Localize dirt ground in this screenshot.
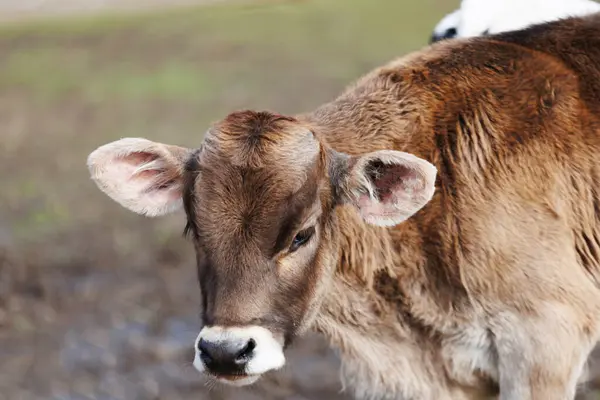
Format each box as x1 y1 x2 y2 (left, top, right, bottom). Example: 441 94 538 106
1 0 600 399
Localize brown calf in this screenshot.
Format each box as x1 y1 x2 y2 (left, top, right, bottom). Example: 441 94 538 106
87 12 600 400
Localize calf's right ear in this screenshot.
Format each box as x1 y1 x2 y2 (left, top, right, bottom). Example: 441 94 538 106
87 138 193 217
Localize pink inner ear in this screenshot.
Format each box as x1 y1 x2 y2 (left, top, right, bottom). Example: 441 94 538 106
133 170 161 180
356 160 428 223
367 162 420 204
353 153 435 225
357 193 390 215
120 152 166 182
125 152 157 165
105 151 178 197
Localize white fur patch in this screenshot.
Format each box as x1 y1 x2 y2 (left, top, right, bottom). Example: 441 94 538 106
193 325 285 383
433 0 600 40
441 323 498 387
217 375 261 387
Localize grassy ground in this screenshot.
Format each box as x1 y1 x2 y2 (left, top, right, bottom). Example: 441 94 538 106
2 0 598 399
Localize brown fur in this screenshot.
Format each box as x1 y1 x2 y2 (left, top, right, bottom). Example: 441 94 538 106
301 13 600 399
88 12 600 400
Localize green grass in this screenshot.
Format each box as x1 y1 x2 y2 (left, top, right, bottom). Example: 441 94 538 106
0 0 455 104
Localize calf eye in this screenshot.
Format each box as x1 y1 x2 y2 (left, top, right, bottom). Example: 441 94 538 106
290 227 315 252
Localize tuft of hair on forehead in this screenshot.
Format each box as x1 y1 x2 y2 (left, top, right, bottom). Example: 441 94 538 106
201 110 321 174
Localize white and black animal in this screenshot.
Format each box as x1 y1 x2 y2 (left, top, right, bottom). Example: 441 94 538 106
430 0 600 43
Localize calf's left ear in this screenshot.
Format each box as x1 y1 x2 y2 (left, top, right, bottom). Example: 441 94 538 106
334 150 437 227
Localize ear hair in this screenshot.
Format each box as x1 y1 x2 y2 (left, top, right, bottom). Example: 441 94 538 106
327 148 353 204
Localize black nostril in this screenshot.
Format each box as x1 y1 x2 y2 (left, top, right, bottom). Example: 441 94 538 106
197 338 207 354
234 339 256 363
197 338 214 365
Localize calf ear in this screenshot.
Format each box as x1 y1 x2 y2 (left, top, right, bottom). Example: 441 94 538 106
87 138 193 217
336 150 437 227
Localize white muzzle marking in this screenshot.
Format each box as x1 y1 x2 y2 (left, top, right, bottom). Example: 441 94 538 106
193 325 285 386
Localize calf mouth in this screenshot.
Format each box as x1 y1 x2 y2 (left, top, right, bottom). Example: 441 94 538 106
208 372 261 386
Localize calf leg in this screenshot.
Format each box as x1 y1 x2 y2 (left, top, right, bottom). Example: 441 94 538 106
491 304 597 400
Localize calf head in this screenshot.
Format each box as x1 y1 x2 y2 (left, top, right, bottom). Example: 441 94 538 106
87 110 437 386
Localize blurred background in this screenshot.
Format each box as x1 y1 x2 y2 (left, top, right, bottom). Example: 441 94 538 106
2 0 600 399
